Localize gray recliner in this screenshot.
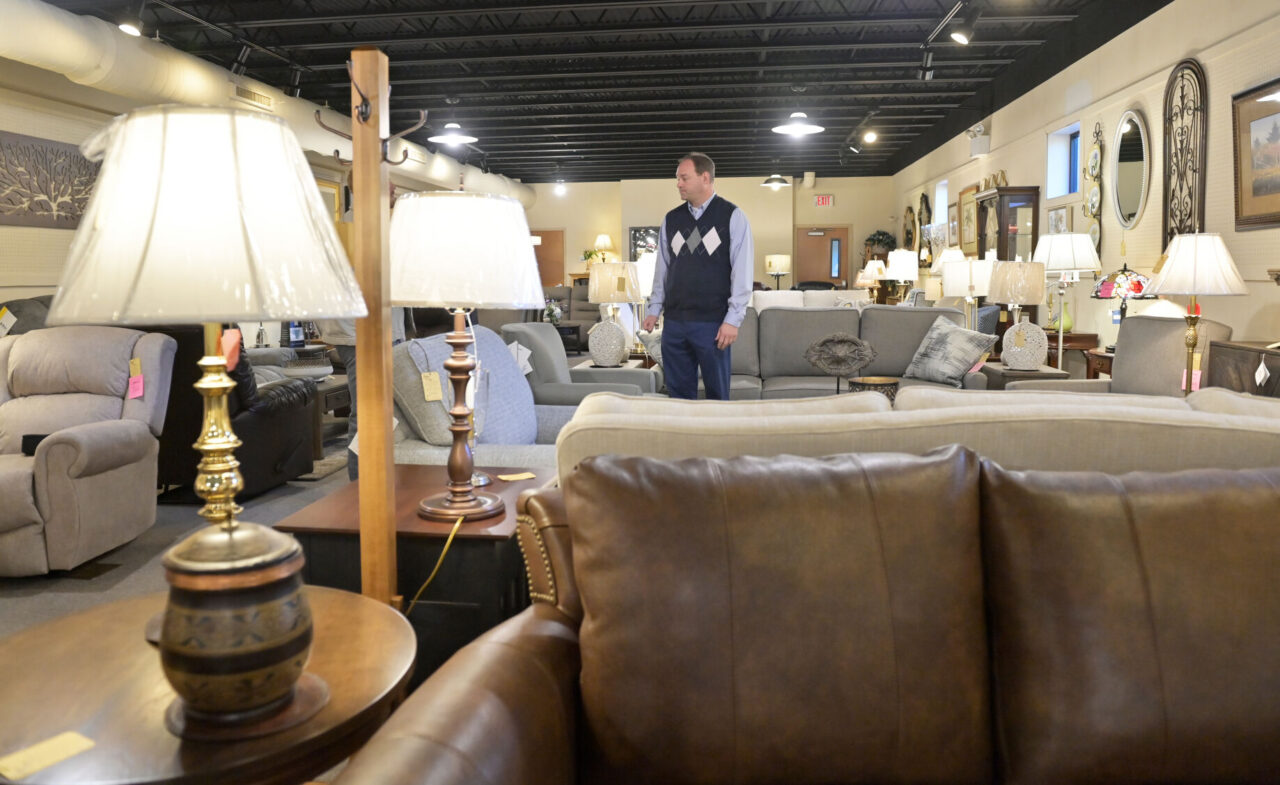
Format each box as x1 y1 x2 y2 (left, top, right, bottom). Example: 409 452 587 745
1008 315 1232 396
0 326 177 576
502 322 658 405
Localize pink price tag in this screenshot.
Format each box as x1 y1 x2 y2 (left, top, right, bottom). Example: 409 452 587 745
1181 369 1201 392
128 374 145 399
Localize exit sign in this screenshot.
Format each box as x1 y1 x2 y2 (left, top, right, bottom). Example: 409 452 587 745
813 194 834 207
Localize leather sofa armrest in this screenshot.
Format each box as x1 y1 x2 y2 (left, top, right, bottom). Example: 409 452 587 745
250 377 315 414
1006 379 1114 393
533 381 641 406
35 419 154 479
570 366 657 393
333 605 580 785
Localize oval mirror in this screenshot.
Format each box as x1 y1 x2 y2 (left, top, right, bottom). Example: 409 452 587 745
1111 109 1149 229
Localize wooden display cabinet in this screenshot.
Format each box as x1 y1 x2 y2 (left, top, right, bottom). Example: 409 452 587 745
976 186 1039 263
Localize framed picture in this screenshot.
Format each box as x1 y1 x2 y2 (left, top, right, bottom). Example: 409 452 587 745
947 202 958 246
958 184 979 256
1047 205 1072 234
903 205 916 250
1232 75 1280 229
628 226 659 260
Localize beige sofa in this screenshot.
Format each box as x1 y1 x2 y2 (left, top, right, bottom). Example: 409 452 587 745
556 386 1280 479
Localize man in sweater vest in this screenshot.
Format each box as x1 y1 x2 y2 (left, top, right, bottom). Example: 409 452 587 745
642 152 754 399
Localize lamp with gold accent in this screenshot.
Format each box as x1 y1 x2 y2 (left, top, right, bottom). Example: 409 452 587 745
1146 233 1247 395
587 260 642 367
855 258 888 301
885 248 919 301
1032 233 1101 368
593 233 615 263
46 105 367 740
987 261 1047 369
941 255 993 330
765 254 792 289
390 191 544 520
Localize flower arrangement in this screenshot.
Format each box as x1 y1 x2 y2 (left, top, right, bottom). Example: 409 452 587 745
544 298 563 326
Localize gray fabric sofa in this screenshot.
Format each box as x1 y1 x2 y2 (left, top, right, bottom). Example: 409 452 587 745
0 326 177 576
719 304 987 399
501 322 658 405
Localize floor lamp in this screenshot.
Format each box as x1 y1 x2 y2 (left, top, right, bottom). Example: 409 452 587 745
1032 234 1100 368
941 255 993 330
389 191 544 521
1146 233 1248 395
765 254 791 289
46 105 368 738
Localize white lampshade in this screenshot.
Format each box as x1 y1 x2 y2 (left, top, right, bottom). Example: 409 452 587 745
588 261 641 304
48 105 366 325
941 257 993 297
390 191 543 308
594 233 615 252
987 261 1047 305
1032 233 1100 276
932 247 965 276
885 249 919 282
635 251 657 297
861 259 888 281
765 254 792 274
1148 233 1248 296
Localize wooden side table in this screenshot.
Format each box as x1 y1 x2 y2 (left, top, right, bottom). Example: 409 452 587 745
1045 332 1099 369
847 376 899 402
981 362 1070 390
0 587 414 785
311 375 350 459
1085 348 1115 379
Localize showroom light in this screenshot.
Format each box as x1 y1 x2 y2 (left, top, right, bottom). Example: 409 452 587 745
950 10 980 45
118 0 146 36
761 173 791 190
553 180 567 196
863 130 878 143
917 48 935 81
427 122 478 146
771 112 825 136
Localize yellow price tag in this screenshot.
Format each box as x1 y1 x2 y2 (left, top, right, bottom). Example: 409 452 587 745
0 731 95 780
497 472 537 481
421 372 443 402
998 311 1008 323
1014 330 1026 348
129 357 142 377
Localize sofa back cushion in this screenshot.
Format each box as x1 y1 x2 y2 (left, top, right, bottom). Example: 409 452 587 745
758 307 860 378
895 386 1193 411
731 307 759 376
566 446 992 785
982 461 1280 784
1111 315 1231 396
858 305 963 377
1187 386 1280 418
568 282 596 321
749 289 804 311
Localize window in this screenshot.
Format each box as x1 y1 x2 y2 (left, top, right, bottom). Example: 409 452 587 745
934 180 949 219
1046 122 1082 199
830 238 841 278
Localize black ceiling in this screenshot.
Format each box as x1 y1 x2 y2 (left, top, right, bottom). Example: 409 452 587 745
48 0 1172 182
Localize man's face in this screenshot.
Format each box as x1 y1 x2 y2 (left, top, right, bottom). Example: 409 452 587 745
676 159 711 204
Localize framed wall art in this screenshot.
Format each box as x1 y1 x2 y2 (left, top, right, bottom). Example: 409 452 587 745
947 202 958 246
1232 74 1280 229
1048 205 1072 234
0 130 100 229
958 184 979 256
629 225 659 260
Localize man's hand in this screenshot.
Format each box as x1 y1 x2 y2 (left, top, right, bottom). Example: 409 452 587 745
642 315 659 332
715 322 738 350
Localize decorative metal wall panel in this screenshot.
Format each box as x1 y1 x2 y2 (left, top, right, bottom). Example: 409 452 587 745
1163 58 1208 246
0 130 99 229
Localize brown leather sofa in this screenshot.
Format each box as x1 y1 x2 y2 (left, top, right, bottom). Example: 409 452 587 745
334 446 1280 785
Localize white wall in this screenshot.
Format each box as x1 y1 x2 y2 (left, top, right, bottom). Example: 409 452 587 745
893 0 1280 344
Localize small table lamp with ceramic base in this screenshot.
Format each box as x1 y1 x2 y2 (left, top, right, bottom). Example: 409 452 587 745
46 105 368 741
1146 233 1248 395
587 261 642 367
390 191 545 521
885 249 919 301
987 261 1048 369
1033 233 1101 368
765 254 791 289
941 255 993 330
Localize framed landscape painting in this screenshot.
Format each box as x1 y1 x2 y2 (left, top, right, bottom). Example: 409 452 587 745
947 202 958 246
958 184 979 256
1233 75 1280 229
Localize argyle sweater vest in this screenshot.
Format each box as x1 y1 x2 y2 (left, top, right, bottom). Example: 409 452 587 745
662 196 736 323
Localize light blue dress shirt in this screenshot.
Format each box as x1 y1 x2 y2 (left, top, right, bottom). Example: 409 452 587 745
647 193 754 328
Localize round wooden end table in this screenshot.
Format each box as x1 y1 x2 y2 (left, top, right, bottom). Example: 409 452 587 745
846 375 900 402
0 586 415 785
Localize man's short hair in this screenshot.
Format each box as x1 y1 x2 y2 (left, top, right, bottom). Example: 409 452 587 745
679 152 715 180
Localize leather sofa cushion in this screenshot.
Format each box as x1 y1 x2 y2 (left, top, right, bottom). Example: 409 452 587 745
565 445 991 784
758 307 860 378
981 461 1280 784
859 305 963 377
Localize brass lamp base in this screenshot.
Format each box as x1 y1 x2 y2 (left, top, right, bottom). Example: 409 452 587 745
1182 296 1201 397
418 489 505 522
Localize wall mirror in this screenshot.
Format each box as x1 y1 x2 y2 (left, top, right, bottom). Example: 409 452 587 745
1111 109 1149 228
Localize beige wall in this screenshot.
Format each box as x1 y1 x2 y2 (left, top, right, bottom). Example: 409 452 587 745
524 181 623 282
893 0 1280 344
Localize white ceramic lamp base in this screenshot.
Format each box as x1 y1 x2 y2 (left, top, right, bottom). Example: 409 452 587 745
588 319 628 367
1002 319 1048 370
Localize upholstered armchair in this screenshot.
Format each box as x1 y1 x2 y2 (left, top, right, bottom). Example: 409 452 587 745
0 326 176 576
502 322 658 405
1008 315 1231 396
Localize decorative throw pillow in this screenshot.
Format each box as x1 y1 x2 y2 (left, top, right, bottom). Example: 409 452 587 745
903 316 997 387
638 329 663 368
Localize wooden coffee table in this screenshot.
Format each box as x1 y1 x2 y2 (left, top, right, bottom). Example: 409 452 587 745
0 587 414 785
277 464 546 681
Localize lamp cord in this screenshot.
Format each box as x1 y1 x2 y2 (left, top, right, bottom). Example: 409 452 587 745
404 515 465 616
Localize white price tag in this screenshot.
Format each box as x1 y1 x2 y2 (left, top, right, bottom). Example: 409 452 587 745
1257 359 1272 388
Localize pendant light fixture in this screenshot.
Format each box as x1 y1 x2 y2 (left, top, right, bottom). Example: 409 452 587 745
771 112 824 136
761 173 791 191
427 122 478 146
950 9 980 45
118 0 146 35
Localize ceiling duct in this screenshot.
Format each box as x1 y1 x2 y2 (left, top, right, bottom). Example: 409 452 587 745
801 171 816 189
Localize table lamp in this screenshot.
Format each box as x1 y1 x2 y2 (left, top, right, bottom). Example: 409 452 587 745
587 260 642 367
885 248 919 301
765 254 792 289
1092 263 1154 349
856 258 888 301
46 104 367 739
941 255 993 329
593 232 615 262
1032 233 1100 368
929 247 965 302
1146 233 1248 395
987 261 1048 369
390 191 543 520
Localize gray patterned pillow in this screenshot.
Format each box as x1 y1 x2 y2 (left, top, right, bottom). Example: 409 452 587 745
903 316 997 387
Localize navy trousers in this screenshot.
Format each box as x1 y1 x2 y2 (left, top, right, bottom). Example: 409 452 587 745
662 319 731 400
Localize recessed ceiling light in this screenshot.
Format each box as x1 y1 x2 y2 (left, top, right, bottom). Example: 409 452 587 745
760 173 792 190
771 112 824 136
427 122 478 146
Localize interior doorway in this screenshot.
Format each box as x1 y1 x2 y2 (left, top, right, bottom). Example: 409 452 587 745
794 226 850 288
531 229 564 286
